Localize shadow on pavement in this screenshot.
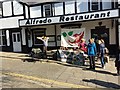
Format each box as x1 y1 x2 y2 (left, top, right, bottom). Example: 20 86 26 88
82 79 120 89
56 62 86 68
1 56 24 60
83 68 117 76
93 70 117 76
22 58 40 63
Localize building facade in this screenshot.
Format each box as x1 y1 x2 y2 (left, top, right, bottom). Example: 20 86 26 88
0 0 119 56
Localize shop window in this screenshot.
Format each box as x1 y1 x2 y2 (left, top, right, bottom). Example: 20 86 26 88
43 4 52 17
90 0 100 11
53 3 63 16
33 30 45 45
102 0 111 10
0 30 6 46
2 1 12 16
13 1 23 15
76 0 88 13
30 6 42 18
65 1 75 14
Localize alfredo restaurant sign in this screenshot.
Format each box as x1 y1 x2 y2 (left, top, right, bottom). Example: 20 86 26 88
19 9 119 27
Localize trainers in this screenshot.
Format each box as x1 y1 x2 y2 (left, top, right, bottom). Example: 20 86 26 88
102 66 105 69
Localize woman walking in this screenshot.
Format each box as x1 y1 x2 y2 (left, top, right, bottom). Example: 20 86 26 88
87 38 97 70
115 47 120 75
98 39 105 68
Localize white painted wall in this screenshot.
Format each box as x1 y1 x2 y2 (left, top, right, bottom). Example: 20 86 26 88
30 19 116 47
25 5 29 18
21 28 26 45
0 16 24 29
6 30 10 46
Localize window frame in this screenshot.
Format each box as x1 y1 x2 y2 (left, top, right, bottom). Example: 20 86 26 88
65 1 75 15
0 30 6 46
2 1 24 17
76 0 89 13
33 30 45 45
43 4 52 17
13 1 24 15
53 2 64 16
30 5 42 18
90 0 100 11
2 1 13 17
102 0 112 10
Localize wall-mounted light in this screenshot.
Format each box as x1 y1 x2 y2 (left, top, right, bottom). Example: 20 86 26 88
98 22 102 26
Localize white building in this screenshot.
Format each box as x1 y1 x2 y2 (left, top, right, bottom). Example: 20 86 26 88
0 0 119 56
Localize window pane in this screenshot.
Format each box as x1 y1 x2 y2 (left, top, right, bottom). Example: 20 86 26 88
13 1 23 15
43 4 51 17
2 36 6 45
92 3 98 10
30 6 41 18
90 0 100 11
3 1 12 16
77 0 88 13
17 34 20 42
0 31 1 36
34 31 45 45
0 30 5 46
54 3 63 16
0 37 1 45
65 1 75 14
13 34 16 42
0 3 2 18
2 30 5 35
102 0 111 10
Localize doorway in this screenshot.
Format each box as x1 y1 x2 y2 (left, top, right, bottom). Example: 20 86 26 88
91 26 109 49
12 32 21 52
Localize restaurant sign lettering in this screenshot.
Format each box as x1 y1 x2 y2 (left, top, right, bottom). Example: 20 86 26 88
19 9 119 27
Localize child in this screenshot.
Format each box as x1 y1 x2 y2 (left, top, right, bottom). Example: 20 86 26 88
115 49 120 75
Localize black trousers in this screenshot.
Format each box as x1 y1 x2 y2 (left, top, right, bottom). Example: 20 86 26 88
43 46 47 58
89 56 95 69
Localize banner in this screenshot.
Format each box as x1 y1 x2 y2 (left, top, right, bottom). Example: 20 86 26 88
61 28 85 47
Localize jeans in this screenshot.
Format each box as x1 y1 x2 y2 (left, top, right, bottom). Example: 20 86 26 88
100 53 105 68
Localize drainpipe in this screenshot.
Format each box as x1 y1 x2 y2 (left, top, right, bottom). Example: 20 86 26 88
54 25 58 60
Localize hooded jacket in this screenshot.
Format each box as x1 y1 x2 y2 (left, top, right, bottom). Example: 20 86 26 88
87 42 97 56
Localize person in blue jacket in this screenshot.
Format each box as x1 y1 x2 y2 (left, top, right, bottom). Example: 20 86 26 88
87 38 97 70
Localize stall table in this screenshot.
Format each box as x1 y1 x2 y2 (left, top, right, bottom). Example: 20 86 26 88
58 49 86 66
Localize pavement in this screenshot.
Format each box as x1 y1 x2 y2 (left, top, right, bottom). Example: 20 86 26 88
0 51 120 89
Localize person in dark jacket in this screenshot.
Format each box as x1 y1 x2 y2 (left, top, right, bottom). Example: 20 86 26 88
115 47 120 75
98 39 105 68
87 38 97 70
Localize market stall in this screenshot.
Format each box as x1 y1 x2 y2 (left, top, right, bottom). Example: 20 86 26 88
58 49 87 66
